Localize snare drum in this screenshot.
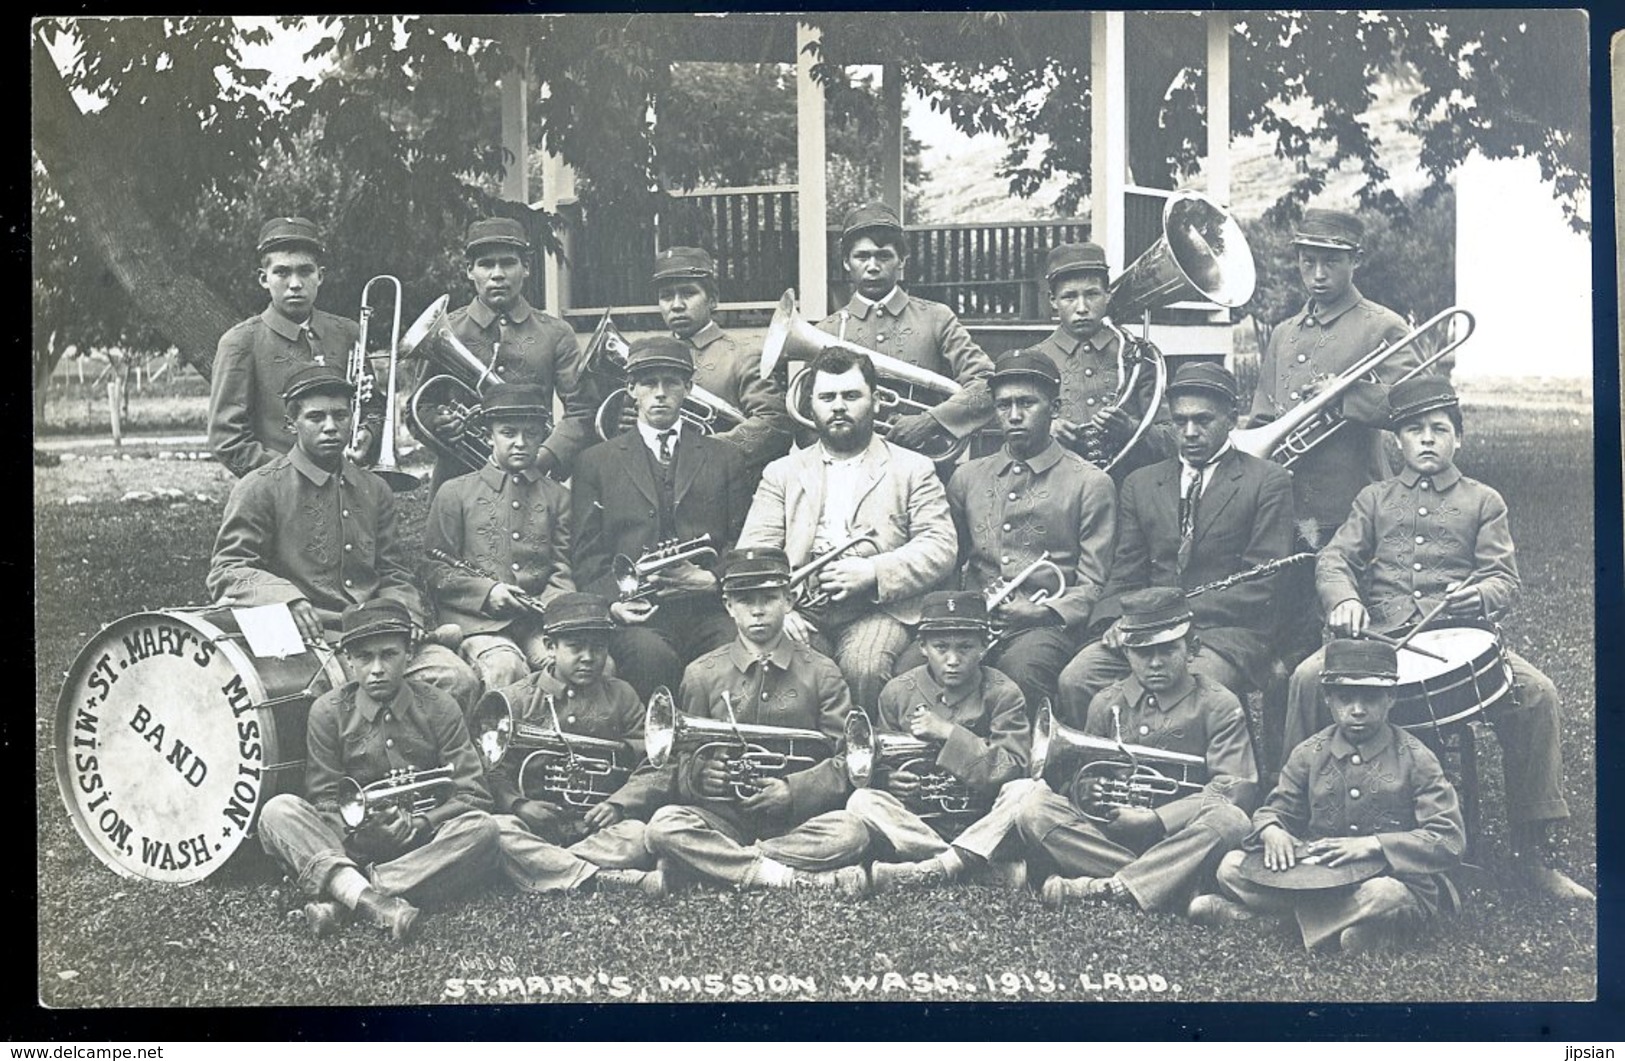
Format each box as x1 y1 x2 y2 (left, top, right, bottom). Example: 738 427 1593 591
1388 620 1514 730
54 608 346 884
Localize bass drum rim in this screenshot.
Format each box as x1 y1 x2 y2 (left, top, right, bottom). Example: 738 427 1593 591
1390 621 1514 732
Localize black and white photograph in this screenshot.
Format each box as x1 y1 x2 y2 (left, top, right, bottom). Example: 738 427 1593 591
32 11 1600 1014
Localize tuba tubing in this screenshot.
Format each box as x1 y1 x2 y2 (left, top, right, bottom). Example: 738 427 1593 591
399 295 533 469
583 309 750 441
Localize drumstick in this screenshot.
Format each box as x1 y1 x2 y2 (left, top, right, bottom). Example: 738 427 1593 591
1390 576 1480 656
1359 629 1448 663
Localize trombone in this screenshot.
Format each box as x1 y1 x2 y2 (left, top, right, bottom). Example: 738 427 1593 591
349 276 421 491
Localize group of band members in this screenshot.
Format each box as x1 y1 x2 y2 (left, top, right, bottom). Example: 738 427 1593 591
201 202 1592 947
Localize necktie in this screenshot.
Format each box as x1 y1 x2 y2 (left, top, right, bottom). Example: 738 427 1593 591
1177 463 1204 574
657 430 676 466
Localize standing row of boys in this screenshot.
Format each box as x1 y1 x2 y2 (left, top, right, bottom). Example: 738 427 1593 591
206 204 1591 948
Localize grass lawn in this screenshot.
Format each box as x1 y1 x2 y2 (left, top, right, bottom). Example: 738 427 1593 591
33 400 1596 1007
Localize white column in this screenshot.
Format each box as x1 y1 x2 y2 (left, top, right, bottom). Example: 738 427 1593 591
1205 13 1231 207
881 62 905 220
1090 11 1127 274
540 145 576 314
795 21 829 317
499 51 530 204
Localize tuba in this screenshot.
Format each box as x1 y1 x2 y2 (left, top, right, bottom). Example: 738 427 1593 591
399 295 536 469
612 534 719 602
472 689 632 808
645 686 834 801
786 532 880 612
347 276 421 491
581 309 750 440
1230 307 1475 468
844 706 984 819
337 764 456 829
760 289 969 462
1029 699 1205 823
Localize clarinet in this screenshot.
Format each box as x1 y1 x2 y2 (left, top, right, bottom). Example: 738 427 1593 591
1185 552 1316 598
426 548 547 618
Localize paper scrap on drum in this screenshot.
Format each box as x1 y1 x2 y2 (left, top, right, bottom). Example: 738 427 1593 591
233 603 308 659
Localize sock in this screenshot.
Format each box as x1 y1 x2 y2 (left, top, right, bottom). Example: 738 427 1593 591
936 849 967 878
753 856 795 888
328 868 371 908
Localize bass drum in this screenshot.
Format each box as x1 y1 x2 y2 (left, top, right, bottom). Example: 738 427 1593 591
54 608 345 884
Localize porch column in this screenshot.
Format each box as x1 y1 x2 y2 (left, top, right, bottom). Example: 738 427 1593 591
1205 12 1232 207
795 21 830 317
1090 12 1127 274
499 50 530 203
539 146 577 315
881 62 905 220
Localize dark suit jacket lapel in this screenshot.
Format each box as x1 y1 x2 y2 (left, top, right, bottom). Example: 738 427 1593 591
1192 450 1244 549
673 432 703 507
618 433 659 509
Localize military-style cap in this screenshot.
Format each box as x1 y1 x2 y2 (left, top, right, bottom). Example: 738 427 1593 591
1114 586 1193 648
477 383 551 423
991 348 1062 395
720 547 793 593
652 246 717 284
257 216 324 256
917 590 990 634
279 363 354 404
841 202 905 243
465 217 531 255
625 335 695 378
1044 242 1110 283
543 593 615 636
338 598 415 648
1166 362 1239 404
1291 208 1364 251
1386 376 1460 429
1321 638 1400 687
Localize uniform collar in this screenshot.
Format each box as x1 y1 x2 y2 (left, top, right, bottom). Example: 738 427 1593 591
479 461 544 490
262 305 319 343
685 321 725 349
290 444 353 487
728 636 796 673
1327 722 1396 761
1302 285 1362 327
1118 674 1199 715
849 287 909 319
355 679 415 725
908 664 987 715
467 296 534 329
532 664 604 704
1397 464 1463 491
999 438 1064 476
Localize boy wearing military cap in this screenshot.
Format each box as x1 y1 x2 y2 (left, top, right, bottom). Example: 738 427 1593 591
483 593 667 896
573 336 752 700
1281 377 1591 900
257 599 502 942
422 217 596 494
651 246 793 475
209 216 378 479
1016 587 1259 918
643 548 872 895
209 365 480 710
422 382 575 691
1206 638 1464 952
815 202 996 461
1035 242 1177 481
850 591 1033 891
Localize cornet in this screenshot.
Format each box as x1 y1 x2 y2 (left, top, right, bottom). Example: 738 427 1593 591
645 687 833 801
473 690 632 808
984 552 1067 613
612 534 719 602
787 533 880 612
844 706 983 819
348 276 421 491
337 764 456 829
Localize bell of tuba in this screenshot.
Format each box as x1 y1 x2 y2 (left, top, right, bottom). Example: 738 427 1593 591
1029 699 1206 823
645 686 834 801
1229 307 1475 468
582 309 750 441
844 706 981 818
472 689 633 808
398 295 530 470
348 276 422 491
760 289 969 462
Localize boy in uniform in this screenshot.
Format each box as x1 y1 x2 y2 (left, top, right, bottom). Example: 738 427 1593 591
1280 377 1592 900
643 549 872 894
848 591 1033 891
423 383 575 691
484 594 666 895
257 599 501 942
1017 587 1259 919
1208 639 1464 953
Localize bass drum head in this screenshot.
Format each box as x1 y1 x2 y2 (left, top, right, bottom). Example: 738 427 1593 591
54 610 342 884
1390 623 1511 730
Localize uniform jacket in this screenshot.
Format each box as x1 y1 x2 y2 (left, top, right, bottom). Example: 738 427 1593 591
422 463 574 636
1036 325 1177 479
571 427 752 597
685 322 794 472
1101 448 1295 688
208 447 425 631
1316 465 1520 635
817 288 996 440
877 664 1029 799
208 306 368 478
739 435 958 625
947 440 1116 632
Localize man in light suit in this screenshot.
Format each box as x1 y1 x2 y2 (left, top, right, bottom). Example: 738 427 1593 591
572 337 753 700
1056 363 1295 719
738 346 958 709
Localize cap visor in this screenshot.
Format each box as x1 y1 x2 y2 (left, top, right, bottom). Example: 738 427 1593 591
1118 621 1192 648
1290 236 1358 251
1320 674 1399 687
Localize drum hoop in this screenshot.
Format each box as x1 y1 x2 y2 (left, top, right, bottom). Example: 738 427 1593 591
1391 620 1509 732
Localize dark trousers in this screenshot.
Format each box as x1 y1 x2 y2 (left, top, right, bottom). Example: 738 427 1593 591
609 596 736 702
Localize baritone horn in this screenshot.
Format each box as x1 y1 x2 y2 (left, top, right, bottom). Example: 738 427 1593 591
760 289 969 462
337 764 456 829
844 706 982 819
1229 307 1475 468
787 532 880 611
1029 699 1205 823
581 310 749 440
348 276 421 491
399 295 528 469
472 689 632 808
645 687 833 801
612 534 719 602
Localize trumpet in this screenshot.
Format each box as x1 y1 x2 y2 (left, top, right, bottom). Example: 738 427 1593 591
984 551 1067 613
348 276 421 491
425 548 547 619
581 310 749 441
337 764 456 830
612 534 719 602
844 706 983 819
473 689 632 808
645 686 833 801
1230 307 1475 468
787 533 880 612
1029 699 1205 823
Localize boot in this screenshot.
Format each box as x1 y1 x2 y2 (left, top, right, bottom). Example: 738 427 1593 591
870 859 949 892
789 865 870 898
354 889 420 942
1187 893 1256 926
302 899 350 939
593 868 668 897
1511 821 1596 902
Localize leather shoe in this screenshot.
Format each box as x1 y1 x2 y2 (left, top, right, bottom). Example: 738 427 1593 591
1520 864 1596 902
354 889 420 942
870 859 948 892
593 868 668 898
975 859 1028 891
1187 894 1256 926
1041 874 1128 906
792 865 870 898
1339 922 1395 954
302 899 349 939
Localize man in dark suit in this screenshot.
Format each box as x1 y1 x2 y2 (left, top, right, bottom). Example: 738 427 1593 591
572 337 752 700
1055 363 1295 720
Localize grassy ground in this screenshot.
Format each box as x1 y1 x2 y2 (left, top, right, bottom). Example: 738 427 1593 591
34 402 1596 1007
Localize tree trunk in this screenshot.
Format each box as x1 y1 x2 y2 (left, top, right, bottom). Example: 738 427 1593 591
31 32 239 382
